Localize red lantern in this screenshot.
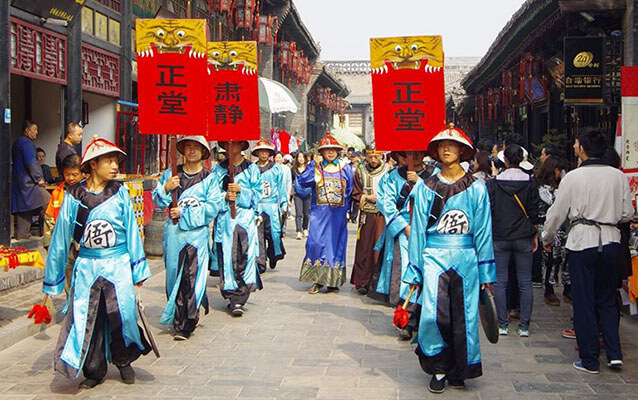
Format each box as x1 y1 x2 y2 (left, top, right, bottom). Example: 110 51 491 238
212 0 233 13
280 41 290 68
288 41 297 68
234 0 256 30
258 15 276 44
317 88 326 105
330 93 337 110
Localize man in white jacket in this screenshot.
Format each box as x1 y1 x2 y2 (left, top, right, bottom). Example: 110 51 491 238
542 127 633 374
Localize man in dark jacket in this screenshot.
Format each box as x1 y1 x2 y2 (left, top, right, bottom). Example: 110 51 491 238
11 120 48 239
487 144 541 337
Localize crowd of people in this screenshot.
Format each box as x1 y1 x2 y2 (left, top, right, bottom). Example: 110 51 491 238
24 122 633 393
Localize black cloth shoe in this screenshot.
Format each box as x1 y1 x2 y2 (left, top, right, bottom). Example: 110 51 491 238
325 286 340 293
118 365 136 384
398 326 413 341
447 375 465 389
308 283 323 294
428 375 446 393
231 304 244 316
173 331 190 341
79 378 103 389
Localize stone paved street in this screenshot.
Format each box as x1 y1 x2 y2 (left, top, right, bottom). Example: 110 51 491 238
0 223 637 399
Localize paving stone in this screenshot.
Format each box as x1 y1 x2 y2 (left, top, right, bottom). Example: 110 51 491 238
0 224 636 399
512 381 594 394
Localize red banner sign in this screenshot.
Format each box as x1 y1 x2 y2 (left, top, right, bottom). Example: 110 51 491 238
137 49 208 135
371 61 445 151
207 65 260 141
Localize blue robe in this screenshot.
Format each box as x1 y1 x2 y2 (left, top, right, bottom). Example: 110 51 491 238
211 160 263 299
373 165 437 306
256 161 287 271
43 181 151 378
298 160 353 287
152 167 220 331
404 173 496 379
11 136 46 213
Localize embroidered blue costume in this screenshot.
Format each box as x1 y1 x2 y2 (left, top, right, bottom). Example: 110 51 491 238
43 181 151 379
256 161 287 271
212 158 263 308
298 158 353 287
153 166 220 336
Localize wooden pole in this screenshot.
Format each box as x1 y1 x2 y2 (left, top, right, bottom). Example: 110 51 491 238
229 142 236 219
170 136 178 225
407 151 416 222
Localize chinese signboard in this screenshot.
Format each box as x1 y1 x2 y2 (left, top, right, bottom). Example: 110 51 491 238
206 41 260 141
564 37 604 105
136 19 208 135
369 35 446 151
12 0 84 22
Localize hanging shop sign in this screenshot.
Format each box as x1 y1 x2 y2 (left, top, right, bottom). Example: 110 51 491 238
621 66 638 173
206 41 260 141
12 0 84 22
564 36 604 105
136 19 208 135
369 35 446 151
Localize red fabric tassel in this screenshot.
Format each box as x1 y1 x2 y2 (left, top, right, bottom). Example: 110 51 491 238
27 304 52 325
393 305 409 329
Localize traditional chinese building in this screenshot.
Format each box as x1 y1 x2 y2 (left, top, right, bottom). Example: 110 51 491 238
325 61 373 145
460 0 638 159
0 0 339 244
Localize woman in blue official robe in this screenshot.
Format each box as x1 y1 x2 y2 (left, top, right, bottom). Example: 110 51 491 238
403 126 496 394
153 136 220 340
43 138 151 389
372 151 437 340
212 141 263 316
252 139 288 272
298 134 353 294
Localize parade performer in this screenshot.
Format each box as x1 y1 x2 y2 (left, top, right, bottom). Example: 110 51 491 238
252 139 287 272
298 134 353 294
350 144 388 294
371 150 437 340
43 154 84 295
404 126 495 393
43 137 151 389
212 141 263 316
153 136 220 340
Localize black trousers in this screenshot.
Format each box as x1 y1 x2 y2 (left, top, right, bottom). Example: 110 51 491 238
568 243 622 371
217 242 251 307
14 207 43 239
174 245 202 335
83 291 145 381
293 194 310 232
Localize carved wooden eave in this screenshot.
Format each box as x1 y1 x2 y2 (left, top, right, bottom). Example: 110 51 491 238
462 0 561 94
558 0 625 12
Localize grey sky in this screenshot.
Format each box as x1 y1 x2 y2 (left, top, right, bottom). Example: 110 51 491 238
294 0 527 60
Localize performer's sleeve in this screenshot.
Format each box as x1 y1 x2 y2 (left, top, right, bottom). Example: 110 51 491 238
24 141 44 184
351 168 363 204
122 187 151 284
277 166 288 212
179 177 221 231
296 161 316 188
237 165 262 210
344 164 354 213
473 184 496 285
377 174 408 237
404 186 428 286
43 194 76 295
152 168 173 209
542 177 571 245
